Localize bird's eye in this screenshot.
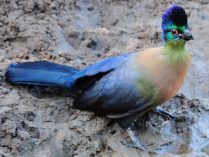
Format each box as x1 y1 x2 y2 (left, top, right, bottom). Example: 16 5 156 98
171 29 179 35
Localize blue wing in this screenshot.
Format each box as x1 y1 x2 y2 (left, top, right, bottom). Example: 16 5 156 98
65 53 132 88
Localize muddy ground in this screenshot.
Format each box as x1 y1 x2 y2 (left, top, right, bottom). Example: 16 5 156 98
0 0 209 157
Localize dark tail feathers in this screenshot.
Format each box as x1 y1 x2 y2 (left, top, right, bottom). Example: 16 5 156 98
6 61 79 88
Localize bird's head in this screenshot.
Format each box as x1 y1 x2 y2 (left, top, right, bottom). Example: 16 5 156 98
162 5 193 45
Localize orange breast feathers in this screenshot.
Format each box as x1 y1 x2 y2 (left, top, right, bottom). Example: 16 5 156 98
136 47 191 104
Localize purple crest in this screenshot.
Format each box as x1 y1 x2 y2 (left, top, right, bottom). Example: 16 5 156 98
162 5 187 27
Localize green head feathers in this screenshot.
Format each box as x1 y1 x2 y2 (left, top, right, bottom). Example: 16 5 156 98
162 5 193 44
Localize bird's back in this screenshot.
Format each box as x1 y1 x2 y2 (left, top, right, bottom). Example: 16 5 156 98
74 53 146 116
74 46 191 119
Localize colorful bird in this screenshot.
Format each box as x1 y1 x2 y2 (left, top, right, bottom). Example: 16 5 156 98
6 5 193 151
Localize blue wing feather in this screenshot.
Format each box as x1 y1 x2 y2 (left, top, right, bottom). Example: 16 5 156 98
71 53 131 80
64 53 132 89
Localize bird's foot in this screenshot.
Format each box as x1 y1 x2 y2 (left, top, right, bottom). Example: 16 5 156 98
121 141 150 151
121 127 156 153
0 72 3 85
155 106 177 120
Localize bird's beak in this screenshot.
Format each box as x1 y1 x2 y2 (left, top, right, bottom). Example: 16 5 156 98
181 28 194 41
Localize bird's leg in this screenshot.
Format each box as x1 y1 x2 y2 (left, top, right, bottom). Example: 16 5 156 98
126 127 149 150
0 72 3 85
121 126 155 152
155 106 177 120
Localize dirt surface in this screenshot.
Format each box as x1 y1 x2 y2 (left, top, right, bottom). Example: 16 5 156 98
0 0 209 157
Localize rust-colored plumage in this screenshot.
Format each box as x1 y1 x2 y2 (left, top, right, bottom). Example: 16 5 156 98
137 44 191 105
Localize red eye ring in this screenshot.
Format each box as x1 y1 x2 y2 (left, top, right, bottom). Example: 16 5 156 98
171 29 179 35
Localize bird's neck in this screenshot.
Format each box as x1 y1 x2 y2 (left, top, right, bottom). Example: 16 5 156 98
163 41 189 62
164 41 186 52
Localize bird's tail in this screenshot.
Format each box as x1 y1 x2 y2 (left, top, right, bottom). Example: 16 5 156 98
6 61 79 89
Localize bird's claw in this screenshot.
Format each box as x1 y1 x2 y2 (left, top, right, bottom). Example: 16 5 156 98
155 106 177 120
121 140 148 149
121 140 156 153
0 72 3 84
124 127 156 153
